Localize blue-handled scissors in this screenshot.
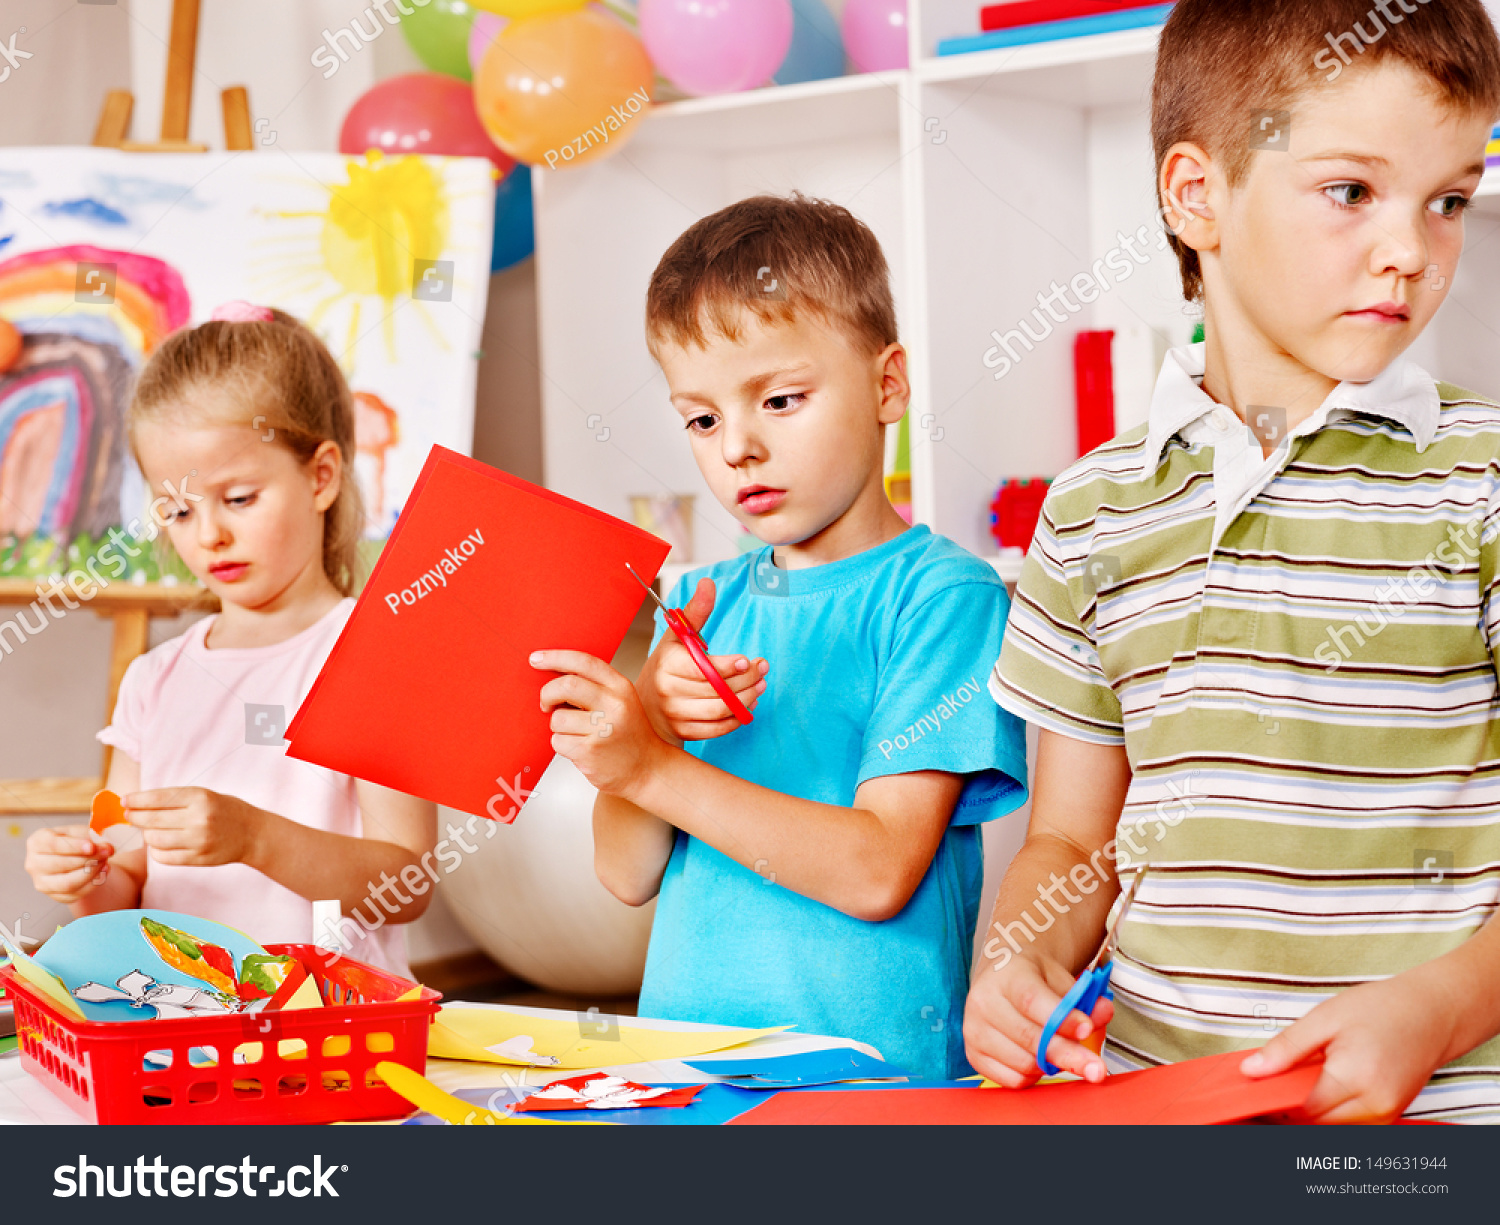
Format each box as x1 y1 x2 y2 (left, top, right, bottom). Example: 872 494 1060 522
1035 864 1149 1077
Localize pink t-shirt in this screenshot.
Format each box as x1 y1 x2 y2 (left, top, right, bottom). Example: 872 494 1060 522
97 598 410 978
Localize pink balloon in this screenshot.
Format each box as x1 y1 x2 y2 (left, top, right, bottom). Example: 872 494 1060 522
842 0 908 73
338 73 514 174
639 0 794 96
467 12 507 77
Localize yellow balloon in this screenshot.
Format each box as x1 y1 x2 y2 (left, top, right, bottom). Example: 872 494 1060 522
475 9 655 169
469 0 587 16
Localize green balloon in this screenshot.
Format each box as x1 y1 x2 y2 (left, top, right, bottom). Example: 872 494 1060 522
401 0 477 81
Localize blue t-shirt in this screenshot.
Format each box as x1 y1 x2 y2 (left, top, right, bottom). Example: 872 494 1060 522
638 525 1028 1080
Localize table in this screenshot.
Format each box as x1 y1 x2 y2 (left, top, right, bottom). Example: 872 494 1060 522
0 1001 884 1125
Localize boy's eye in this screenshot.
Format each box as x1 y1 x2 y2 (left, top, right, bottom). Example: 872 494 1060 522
685 413 717 433
765 392 806 411
1324 182 1370 210
1430 193 1472 219
226 493 257 507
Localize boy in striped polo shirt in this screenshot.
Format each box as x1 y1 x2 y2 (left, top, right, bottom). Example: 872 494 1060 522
964 0 1500 1122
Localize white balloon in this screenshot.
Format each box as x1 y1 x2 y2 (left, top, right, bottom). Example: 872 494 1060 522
439 756 655 995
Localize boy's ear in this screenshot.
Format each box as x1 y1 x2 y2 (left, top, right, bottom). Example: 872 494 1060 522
309 439 343 513
1160 142 1218 255
875 342 910 426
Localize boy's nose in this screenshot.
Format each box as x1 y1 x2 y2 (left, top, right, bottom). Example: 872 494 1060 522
720 421 767 466
1369 214 1431 281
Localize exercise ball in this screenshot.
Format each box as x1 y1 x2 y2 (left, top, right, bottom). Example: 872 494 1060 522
438 756 655 995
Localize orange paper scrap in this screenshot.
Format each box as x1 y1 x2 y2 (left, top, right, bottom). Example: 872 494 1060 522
88 789 127 834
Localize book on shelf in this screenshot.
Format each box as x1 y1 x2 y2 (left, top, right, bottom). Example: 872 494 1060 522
980 0 1166 33
938 2 1174 56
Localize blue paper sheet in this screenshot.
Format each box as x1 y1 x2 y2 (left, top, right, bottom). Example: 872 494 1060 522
682 1047 907 1088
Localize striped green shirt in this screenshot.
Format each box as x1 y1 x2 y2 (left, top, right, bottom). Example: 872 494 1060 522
991 343 1500 1123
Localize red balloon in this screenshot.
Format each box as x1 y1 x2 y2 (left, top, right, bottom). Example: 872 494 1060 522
338 72 515 174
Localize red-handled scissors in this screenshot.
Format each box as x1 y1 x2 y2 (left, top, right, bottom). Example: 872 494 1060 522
626 563 754 726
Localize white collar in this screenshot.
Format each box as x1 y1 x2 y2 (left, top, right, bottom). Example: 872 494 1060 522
1141 341 1440 471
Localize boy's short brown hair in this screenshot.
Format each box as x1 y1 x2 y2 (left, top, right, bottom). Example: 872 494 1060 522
1154 0 1500 302
645 193 898 358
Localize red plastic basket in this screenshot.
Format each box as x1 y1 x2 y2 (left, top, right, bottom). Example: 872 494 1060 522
0 944 441 1125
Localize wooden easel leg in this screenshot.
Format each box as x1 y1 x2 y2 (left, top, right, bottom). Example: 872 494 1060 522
222 86 253 152
161 0 202 145
93 90 134 148
100 608 149 782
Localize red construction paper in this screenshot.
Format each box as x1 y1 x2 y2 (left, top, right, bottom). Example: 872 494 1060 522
511 1074 705 1112
285 445 670 821
728 1052 1322 1125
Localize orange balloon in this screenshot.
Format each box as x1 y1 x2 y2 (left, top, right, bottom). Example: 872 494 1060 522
474 9 655 170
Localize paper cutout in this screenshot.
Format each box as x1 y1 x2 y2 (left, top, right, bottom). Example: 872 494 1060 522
728 1051 1323 1126
511 1074 704 1112
428 1005 787 1070
88 789 127 834
284 446 672 821
402 1081 772 1127
684 1048 905 1088
373 1060 599 1126
0 932 86 1020
484 1035 560 1066
33 910 291 1022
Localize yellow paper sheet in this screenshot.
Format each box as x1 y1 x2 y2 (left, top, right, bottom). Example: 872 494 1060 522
428 1005 787 1070
0 934 86 1021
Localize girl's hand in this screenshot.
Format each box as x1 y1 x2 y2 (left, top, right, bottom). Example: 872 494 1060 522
963 947 1113 1088
125 787 264 868
1241 963 1459 1123
24 825 115 903
531 649 672 801
640 578 766 743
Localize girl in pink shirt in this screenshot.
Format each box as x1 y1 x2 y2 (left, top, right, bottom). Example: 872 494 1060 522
24 304 435 976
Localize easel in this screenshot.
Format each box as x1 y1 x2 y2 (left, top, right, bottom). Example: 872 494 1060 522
0 0 251 816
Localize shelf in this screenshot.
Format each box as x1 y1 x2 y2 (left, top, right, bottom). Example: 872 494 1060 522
916 25 1162 107
0 578 215 615
0 776 100 815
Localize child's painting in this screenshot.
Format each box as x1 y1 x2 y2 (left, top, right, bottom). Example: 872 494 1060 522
0 147 495 583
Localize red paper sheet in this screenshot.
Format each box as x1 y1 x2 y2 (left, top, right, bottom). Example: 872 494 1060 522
728 1052 1322 1125
285 446 671 820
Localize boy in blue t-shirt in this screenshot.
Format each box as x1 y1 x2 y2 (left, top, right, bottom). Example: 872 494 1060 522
530 194 1027 1079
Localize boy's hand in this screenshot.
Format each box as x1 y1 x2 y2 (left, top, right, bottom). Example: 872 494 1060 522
24 825 115 903
125 787 264 868
639 578 767 743
532 649 673 800
963 949 1113 1087
1241 963 1457 1123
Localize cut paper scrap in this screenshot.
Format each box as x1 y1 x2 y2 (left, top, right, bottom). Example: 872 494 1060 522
88 788 126 834
401 1082 772 1128
0 931 85 1021
728 1051 1324 1126
511 1074 705 1112
374 1060 602 1126
684 1047 907 1089
428 1004 788 1070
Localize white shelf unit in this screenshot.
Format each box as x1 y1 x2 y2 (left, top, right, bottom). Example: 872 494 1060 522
534 10 1500 570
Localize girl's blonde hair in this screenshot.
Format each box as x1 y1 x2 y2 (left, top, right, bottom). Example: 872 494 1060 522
128 308 366 595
